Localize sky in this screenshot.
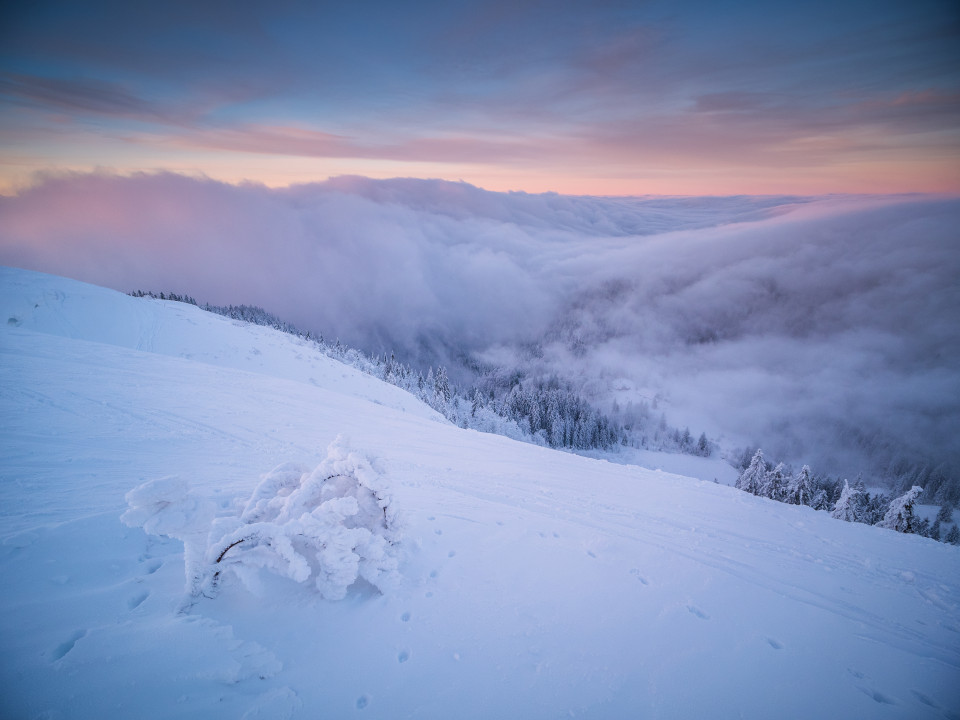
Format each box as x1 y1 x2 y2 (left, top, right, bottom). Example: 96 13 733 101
1 0 958 196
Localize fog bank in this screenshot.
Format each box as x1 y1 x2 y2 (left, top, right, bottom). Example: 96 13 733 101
2 173 957 477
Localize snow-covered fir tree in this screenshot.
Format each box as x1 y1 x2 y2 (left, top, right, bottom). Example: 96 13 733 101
735 450 768 496
877 486 923 533
695 432 710 457
831 480 863 522
937 503 954 524
433 366 452 408
863 492 890 526
788 465 814 506
810 486 830 511
759 463 789 502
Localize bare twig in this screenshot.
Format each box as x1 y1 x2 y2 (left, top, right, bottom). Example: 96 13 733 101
216 538 245 563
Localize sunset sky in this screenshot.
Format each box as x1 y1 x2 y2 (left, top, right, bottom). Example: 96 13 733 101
1 0 958 196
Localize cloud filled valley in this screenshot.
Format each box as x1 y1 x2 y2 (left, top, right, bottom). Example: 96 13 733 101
2 172 958 486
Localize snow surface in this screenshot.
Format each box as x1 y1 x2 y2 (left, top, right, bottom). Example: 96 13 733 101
1 266 958 719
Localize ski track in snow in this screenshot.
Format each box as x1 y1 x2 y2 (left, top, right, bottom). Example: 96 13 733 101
1 267 959 719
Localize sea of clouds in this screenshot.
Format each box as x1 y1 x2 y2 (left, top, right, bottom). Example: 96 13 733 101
2 172 957 478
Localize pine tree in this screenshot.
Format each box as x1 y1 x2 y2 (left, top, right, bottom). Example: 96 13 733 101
810 487 830 511
945 525 960 545
736 450 767 495
937 503 954 524
695 432 710 457
865 493 890 525
831 480 863 522
433 366 451 407
548 399 564 448
382 352 395 382
851 477 871 523
760 463 788 502
877 486 923 533
930 518 941 541
471 389 483 417
788 465 815 506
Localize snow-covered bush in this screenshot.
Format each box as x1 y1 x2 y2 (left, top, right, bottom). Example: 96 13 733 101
122 438 400 601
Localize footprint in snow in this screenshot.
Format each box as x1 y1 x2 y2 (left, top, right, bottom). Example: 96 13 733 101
687 606 709 620
910 689 939 709
629 569 649 585
447 550 456 558
51 629 86 662
845 666 897 704
587 551 597 559
766 637 783 650
400 612 411 623
127 591 149 610
143 559 162 574
858 686 897 705
356 695 370 710
398 650 410 664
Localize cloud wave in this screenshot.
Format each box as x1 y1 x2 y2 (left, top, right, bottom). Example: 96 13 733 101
1 172 957 477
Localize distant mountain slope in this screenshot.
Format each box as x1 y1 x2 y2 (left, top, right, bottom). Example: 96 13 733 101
1 267 957 719
0 265 440 421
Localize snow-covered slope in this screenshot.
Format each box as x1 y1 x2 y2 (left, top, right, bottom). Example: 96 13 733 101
1 267 957 719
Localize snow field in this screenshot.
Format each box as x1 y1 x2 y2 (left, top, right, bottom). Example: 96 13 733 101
1 267 958 719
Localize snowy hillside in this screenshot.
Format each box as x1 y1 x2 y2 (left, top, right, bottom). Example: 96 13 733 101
1 267 958 719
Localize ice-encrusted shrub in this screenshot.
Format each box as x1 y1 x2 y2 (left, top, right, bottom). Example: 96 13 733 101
207 440 400 599
122 438 400 601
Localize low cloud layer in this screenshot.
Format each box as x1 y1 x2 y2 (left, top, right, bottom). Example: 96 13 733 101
2 172 957 477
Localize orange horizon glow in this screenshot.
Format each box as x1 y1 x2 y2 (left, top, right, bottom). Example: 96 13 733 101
2 151 959 198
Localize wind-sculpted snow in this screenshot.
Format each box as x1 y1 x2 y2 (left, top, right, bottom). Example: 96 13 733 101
1 173 958 482
121 475 216 596
123 438 400 601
